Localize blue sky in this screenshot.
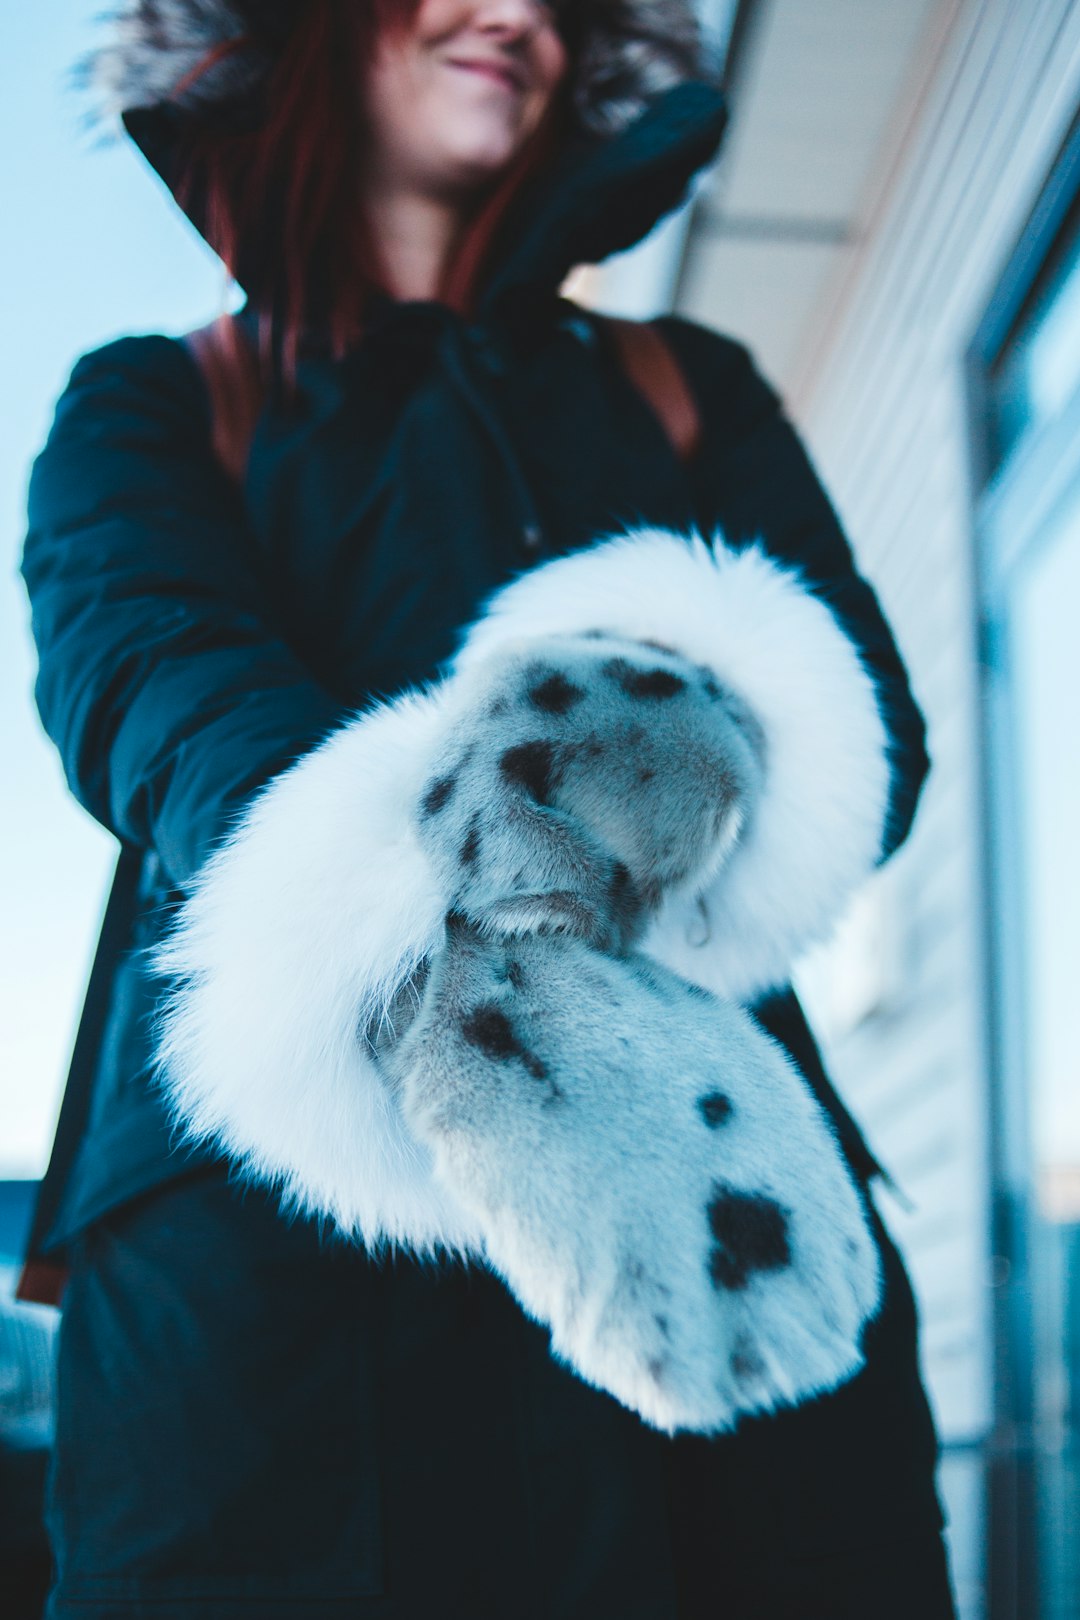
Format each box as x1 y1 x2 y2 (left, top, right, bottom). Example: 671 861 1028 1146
1 6 235 1173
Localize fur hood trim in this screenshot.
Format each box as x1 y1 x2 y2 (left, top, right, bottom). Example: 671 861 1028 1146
89 0 707 138
457 530 892 1001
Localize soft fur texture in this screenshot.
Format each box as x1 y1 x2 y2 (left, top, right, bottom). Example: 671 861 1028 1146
458 530 892 1001
388 924 880 1434
88 0 706 137
415 632 765 954
156 681 484 1252
156 529 890 1432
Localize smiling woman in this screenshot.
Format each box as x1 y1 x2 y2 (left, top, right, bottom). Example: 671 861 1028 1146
364 0 568 184
19 1 956 1616
358 0 570 301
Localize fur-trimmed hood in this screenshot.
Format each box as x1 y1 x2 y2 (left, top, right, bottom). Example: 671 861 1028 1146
89 0 709 137
84 2 727 303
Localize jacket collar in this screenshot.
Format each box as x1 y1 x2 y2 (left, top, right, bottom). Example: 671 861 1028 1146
479 81 726 311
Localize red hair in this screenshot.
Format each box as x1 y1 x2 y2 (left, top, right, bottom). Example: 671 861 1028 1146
176 0 565 386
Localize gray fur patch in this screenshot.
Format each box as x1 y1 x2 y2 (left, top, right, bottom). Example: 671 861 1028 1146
387 923 880 1435
416 634 763 955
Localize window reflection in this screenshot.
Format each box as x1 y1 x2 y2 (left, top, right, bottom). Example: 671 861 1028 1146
986 232 1080 1617
991 219 1080 468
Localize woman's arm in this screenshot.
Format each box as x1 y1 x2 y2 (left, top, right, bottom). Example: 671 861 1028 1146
656 316 931 864
22 335 345 890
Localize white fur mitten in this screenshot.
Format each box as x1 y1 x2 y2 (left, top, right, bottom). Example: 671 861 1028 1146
384 922 880 1434
412 630 765 954
155 529 893 1432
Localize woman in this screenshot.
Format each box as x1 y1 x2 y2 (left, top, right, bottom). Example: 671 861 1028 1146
22 1 954 1615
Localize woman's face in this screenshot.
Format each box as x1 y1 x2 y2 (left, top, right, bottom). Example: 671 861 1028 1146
363 0 569 201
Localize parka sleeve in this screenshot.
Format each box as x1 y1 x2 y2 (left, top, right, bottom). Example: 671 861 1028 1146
21 335 346 891
656 316 930 864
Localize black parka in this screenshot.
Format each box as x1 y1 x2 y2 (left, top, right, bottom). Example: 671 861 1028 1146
16 16 954 1610
22 78 928 1253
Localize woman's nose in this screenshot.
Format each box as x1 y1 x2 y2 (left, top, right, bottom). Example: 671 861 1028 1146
472 0 551 38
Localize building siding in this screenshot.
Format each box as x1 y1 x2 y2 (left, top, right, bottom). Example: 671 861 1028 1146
747 2 1080 1613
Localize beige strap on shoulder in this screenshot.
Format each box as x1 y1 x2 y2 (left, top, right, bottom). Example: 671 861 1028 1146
599 315 702 465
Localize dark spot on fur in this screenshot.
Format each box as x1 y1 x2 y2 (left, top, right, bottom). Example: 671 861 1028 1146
610 862 633 899
506 959 526 990
647 1355 669 1384
528 672 585 715
638 766 656 784
608 862 642 933
655 1313 671 1340
461 1003 549 1085
730 1338 766 1382
500 740 555 803
701 674 725 701
462 1004 518 1060
460 816 482 869
634 669 685 698
698 1092 733 1128
603 658 686 700
581 628 607 640
639 638 678 656
706 1187 791 1292
421 774 457 815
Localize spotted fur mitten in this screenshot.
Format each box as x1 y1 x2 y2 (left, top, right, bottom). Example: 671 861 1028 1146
156 529 894 1433
368 628 879 1432
411 631 765 956
382 921 880 1434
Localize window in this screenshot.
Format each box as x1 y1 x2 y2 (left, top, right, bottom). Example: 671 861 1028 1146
972 115 1080 1620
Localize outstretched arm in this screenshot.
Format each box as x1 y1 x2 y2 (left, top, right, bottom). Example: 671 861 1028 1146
22 335 346 890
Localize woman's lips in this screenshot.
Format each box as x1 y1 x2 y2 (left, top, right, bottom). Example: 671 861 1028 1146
447 58 527 93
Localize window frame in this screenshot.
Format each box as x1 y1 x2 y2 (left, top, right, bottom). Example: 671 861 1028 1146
966 108 1080 1620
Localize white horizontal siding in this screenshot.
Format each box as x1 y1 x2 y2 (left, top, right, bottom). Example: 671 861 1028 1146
754 0 1080 1469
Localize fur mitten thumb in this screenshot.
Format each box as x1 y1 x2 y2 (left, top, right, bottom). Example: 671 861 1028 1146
387 921 881 1433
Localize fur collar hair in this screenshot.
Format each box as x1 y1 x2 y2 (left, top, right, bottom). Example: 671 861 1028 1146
88 0 707 137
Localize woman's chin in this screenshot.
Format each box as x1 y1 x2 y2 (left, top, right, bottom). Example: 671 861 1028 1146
418 100 541 189
426 140 531 200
